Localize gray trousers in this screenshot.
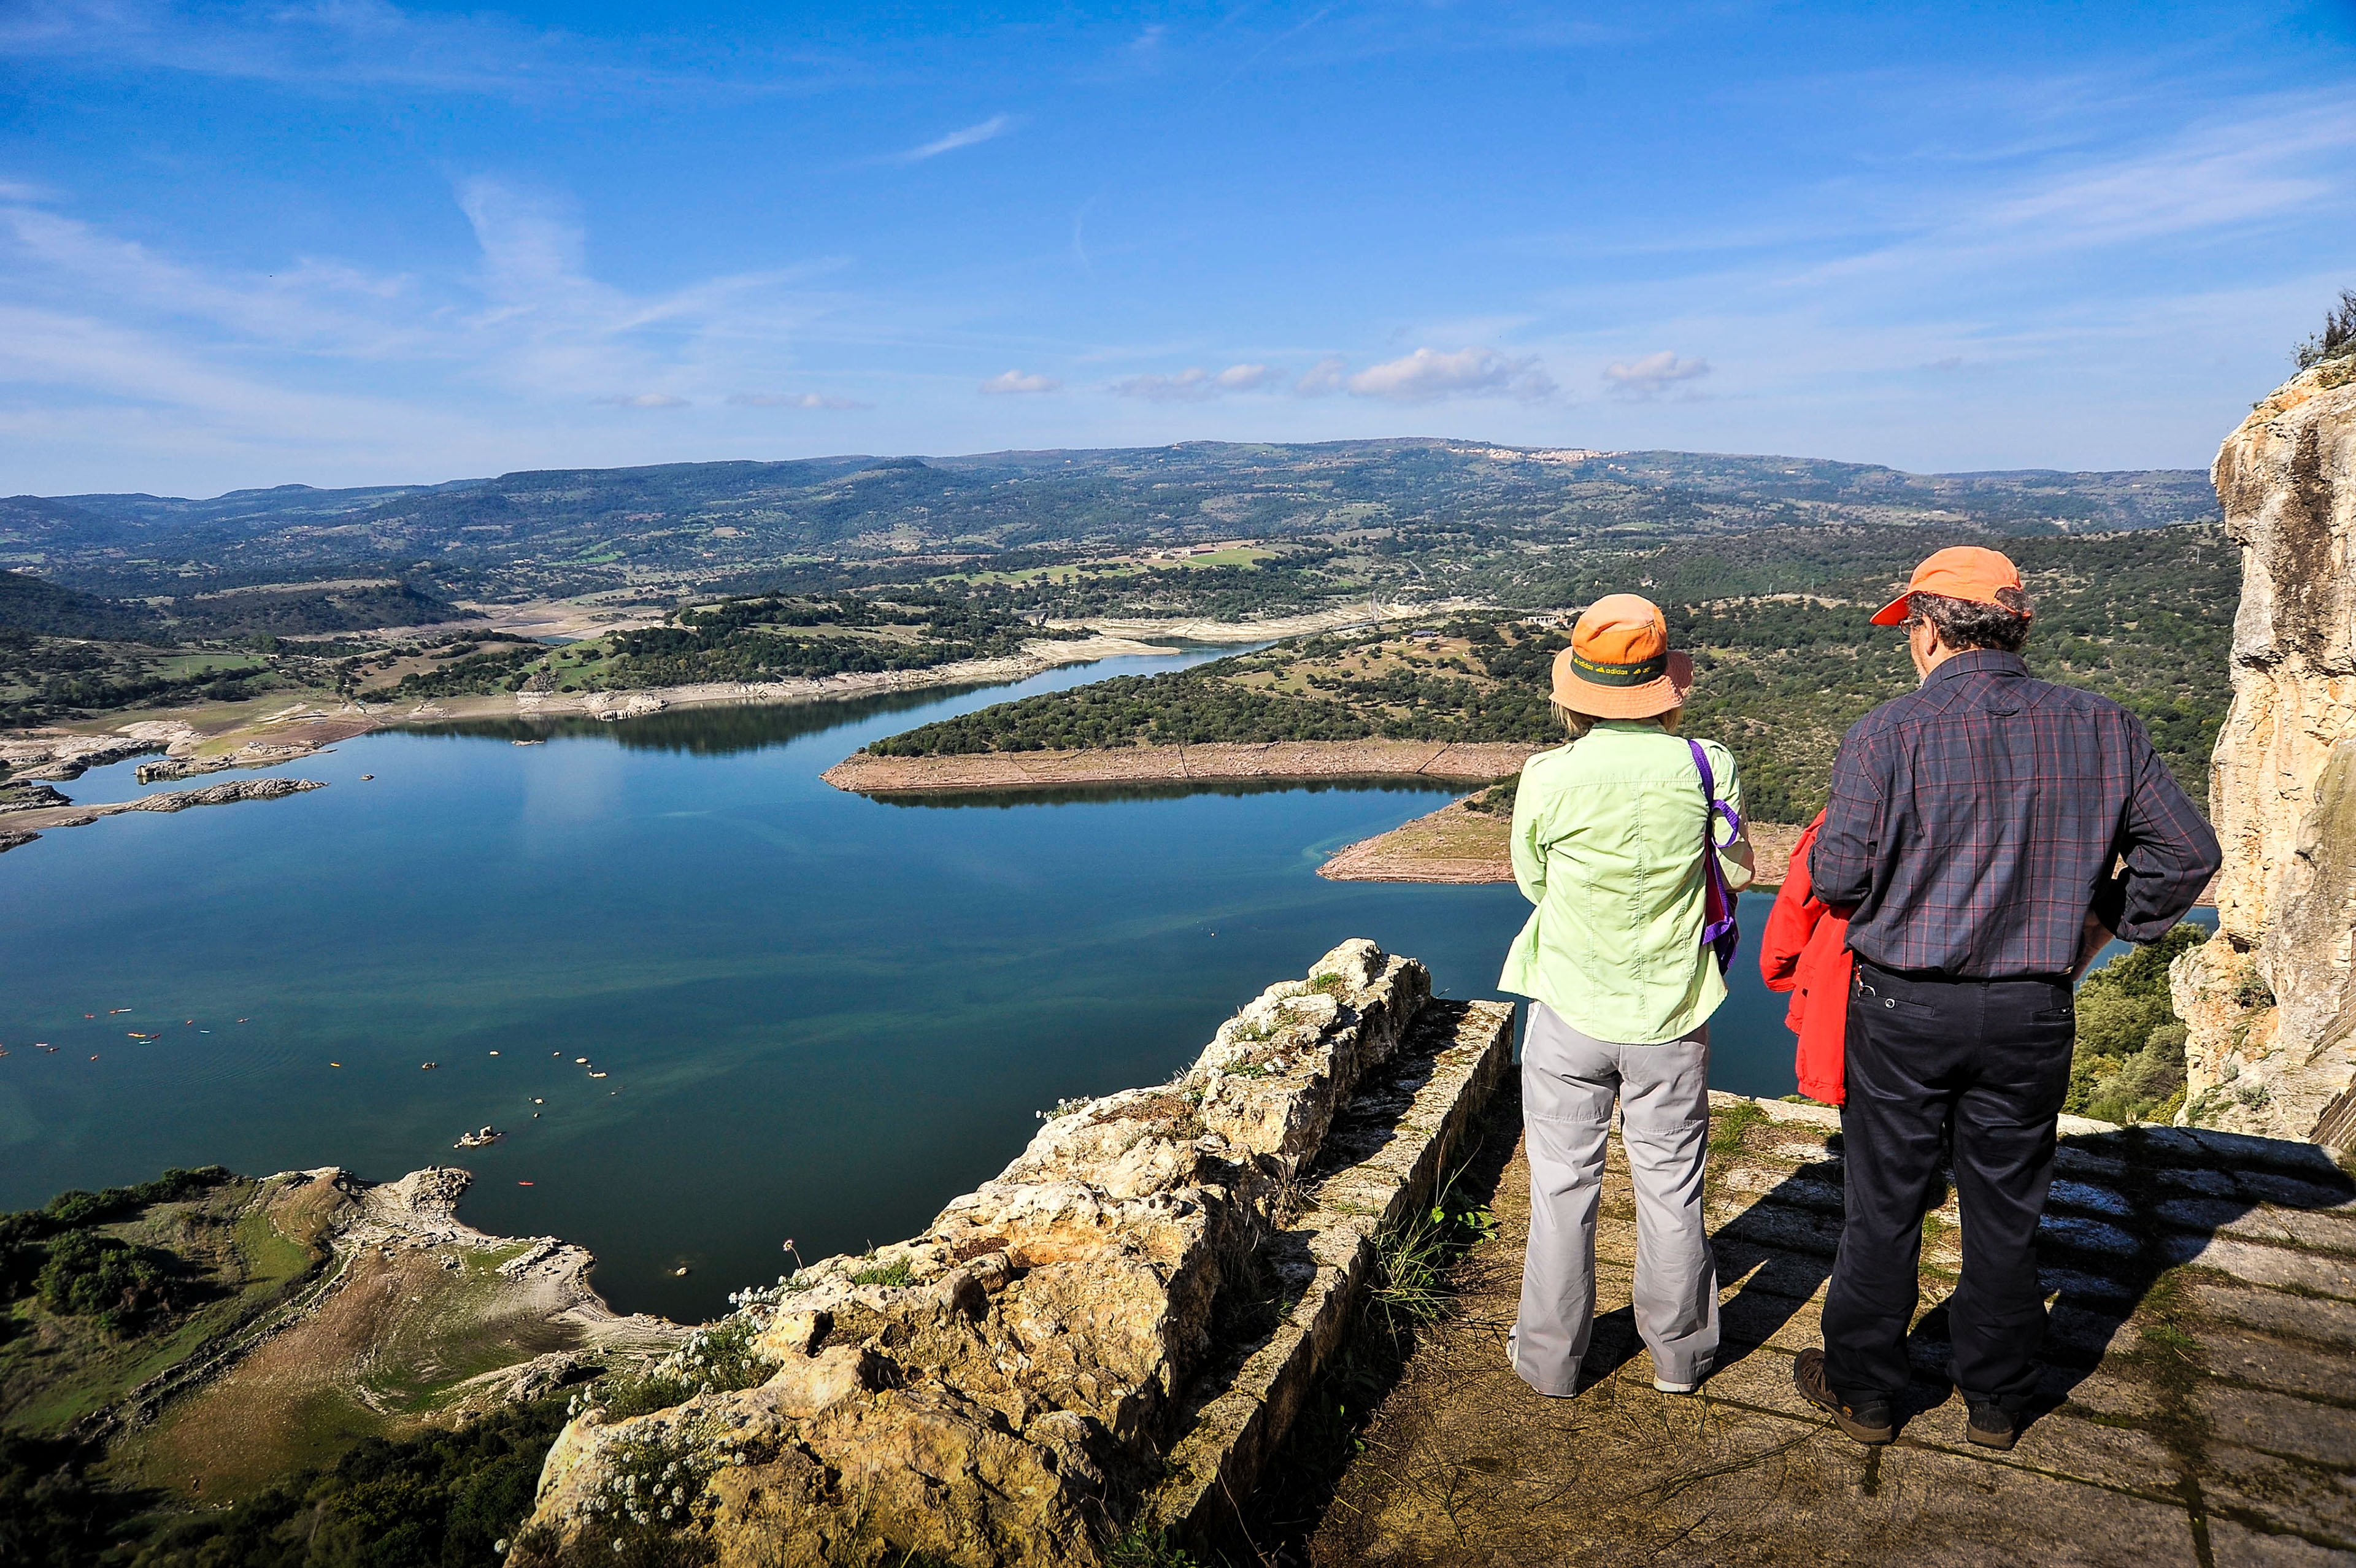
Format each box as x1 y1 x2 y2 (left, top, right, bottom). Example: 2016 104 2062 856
1512 1001 1720 1395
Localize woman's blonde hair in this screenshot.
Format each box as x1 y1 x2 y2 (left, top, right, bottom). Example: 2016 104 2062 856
1556 702 1680 738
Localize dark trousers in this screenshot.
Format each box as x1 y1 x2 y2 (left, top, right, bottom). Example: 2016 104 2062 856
1822 959 2076 1413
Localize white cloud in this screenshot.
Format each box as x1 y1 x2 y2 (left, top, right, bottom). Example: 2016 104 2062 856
1295 355 1348 396
728 392 872 409
1347 346 1555 403
979 369 1060 394
595 393 688 407
0 0 850 101
1601 351 1711 399
1111 363 1280 401
898 115 1015 163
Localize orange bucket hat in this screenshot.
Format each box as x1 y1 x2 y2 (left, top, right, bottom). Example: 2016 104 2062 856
1871 545 2028 626
1552 594 1693 720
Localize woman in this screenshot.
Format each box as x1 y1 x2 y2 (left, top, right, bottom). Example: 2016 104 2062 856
1501 593 1754 1398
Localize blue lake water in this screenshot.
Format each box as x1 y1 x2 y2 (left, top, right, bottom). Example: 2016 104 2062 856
0 647 2135 1320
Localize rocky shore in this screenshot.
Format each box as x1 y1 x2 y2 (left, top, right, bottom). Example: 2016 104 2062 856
0 776 329 855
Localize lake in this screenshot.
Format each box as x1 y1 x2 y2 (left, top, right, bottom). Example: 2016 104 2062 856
0 648 2179 1320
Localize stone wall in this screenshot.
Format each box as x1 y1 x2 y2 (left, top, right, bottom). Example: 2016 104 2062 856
511 940 1513 1567
2173 356 2356 1144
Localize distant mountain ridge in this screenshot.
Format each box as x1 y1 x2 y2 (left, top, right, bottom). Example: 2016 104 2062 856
4 440 2217 604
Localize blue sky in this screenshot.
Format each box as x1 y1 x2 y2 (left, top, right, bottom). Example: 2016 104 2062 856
3 1 2352 496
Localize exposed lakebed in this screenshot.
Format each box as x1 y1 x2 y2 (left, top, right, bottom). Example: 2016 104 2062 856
6 647 1896 1319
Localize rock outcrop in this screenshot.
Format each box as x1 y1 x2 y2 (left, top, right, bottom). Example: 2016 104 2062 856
512 940 1482 1567
2173 356 2356 1145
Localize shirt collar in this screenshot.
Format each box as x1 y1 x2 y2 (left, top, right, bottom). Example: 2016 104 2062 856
1924 648 2028 687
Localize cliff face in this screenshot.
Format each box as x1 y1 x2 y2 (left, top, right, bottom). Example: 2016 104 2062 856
2173 357 2356 1144
510 940 1513 1567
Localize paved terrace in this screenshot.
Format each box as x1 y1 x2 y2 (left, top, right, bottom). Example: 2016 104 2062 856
1295 1093 2356 1567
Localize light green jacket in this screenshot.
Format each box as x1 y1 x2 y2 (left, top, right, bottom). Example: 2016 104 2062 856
1498 721 1756 1045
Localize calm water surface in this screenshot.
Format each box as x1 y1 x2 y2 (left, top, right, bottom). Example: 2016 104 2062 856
6 648 1822 1318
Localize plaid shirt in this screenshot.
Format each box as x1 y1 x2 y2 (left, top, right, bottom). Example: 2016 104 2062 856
1811 650 2221 978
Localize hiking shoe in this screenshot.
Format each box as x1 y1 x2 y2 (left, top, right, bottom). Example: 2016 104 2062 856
1792 1348 1893 1445
1966 1402 2019 1451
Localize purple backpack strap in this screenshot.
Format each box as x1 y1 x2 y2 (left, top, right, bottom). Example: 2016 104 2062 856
1687 739 1742 975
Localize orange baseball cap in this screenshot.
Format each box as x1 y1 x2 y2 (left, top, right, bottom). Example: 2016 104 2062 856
1870 546 2029 626
1552 594 1694 719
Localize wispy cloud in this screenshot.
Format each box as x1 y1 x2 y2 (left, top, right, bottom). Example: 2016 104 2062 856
1601 352 1710 400
1347 347 1555 403
0 0 864 100
897 114 1015 163
979 369 1060 394
0 176 857 486
728 392 872 409
1787 96 2356 288
1110 363 1281 401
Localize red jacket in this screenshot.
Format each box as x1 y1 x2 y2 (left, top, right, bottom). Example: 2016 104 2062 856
1758 811 1854 1106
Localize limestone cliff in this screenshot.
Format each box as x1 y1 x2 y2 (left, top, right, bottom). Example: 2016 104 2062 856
507 940 1499 1567
2172 356 2356 1145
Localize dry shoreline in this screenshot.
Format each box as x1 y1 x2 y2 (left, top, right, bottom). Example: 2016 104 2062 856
1318 800 1808 886
0 628 1304 854
821 739 1546 795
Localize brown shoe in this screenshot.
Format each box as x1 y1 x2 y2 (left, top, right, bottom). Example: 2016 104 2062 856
1792 1348 1894 1445
1966 1402 2019 1451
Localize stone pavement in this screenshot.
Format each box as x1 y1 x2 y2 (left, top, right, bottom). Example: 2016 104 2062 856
1304 1092 2356 1567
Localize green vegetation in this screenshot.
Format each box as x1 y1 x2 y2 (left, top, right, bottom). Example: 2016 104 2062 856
5 442 2231 726
0 1169 234 1341
865 523 2234 821
2067 924 2212 1125
0 1394 572 1566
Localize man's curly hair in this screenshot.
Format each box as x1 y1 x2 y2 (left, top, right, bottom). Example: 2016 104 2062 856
1909 585 2033 653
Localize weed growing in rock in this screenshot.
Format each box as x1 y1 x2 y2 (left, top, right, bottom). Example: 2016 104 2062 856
597 1318 771 1418
1103 1524 1210 1567
1370 1170 1496 1334
850 1257 915 1287
2228 960 2276 1011
1036 1096 1091 1122
1707 1099 1767 1156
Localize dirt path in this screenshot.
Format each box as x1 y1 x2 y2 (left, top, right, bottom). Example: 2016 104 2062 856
1295 1091 2356 1565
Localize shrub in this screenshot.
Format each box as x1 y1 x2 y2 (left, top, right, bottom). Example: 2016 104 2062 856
36 1231 174 1330
2293 288 2356 370
2066 923 2209 1124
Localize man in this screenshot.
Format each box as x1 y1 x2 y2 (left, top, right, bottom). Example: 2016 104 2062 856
1793 546 2220 1451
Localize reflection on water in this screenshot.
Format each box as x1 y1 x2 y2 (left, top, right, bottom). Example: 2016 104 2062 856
415 682 1021 755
